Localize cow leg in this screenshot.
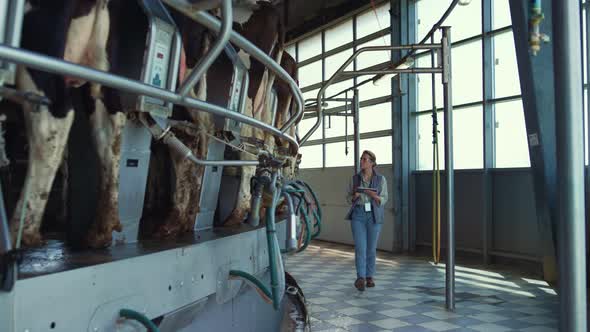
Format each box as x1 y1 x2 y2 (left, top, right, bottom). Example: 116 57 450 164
85 96 126 248
225 97 256 226
156 128 203 236
10 68 74 247
156 66 210 236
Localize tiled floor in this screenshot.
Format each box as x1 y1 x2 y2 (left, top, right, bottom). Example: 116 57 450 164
285 241 558 332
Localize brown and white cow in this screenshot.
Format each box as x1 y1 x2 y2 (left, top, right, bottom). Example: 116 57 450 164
10 0 126 248
223 1 287 226
273 52 300 181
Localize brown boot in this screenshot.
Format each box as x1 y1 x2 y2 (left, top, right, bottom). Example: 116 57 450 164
366 277 375 288
354 278 366 291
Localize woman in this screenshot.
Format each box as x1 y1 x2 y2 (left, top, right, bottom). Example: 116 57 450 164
345 150 388 291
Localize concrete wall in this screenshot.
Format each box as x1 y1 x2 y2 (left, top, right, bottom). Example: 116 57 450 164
299 165 395 251
300 166 542 259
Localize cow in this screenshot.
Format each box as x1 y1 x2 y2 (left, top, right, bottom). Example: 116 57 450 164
273 52 300 181
139 8 212 238
142 1 295 234
223 1 287 226
9 0 127 248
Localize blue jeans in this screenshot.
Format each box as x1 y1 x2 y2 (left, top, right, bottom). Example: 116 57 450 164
350 205 382 279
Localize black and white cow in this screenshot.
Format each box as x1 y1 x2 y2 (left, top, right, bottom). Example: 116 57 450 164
11 0 126 248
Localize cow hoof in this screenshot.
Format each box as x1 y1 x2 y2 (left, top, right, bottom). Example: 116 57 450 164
223 209 247 226
86 233 113 249
20 231 45 247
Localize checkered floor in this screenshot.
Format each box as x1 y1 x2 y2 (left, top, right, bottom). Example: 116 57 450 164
285 241 558 332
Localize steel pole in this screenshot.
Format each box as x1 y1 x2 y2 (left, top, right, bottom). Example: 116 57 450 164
441 27 455 311
552 1 587 331
354 89 361 174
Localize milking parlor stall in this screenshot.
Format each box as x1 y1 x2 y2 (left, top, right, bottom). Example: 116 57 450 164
0 0 321 331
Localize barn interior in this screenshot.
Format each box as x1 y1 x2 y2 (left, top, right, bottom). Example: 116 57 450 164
0 0 587 331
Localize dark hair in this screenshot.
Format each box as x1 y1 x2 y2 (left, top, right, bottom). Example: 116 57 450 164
361 150 376 166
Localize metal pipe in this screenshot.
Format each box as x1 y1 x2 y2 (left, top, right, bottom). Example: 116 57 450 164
139 113 260 166
341 68 443 76
553 1 587 331
282 191 297 252
248 179 264 227
162 2 304 133
353 89 360 174
305 44 443 145
0 45 299 151
585 0 590 237
177 0 232 97
0 175 15 292
441 27 455 311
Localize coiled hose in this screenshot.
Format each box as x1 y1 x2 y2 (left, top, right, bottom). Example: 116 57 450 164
119 309 159 332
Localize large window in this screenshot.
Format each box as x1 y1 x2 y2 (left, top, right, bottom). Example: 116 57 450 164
493 31 521 98
494 100 530 168
416 0 530 170
293 2 393 169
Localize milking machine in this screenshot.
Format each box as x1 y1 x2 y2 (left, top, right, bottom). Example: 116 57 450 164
0 0 314 330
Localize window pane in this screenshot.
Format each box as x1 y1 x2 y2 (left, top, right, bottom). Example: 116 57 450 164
298 61 322 88
324 112 352 139
298 117 322 141
358 76 391 101
325 19 353 51
416 55 443 112
417 107 482 170
418 0 481 42
285 44 296 60
356 3 391 39
495 100 531 167
454 106 483 169
325 49 353 79
325 79 354 111
299 145 323 169
360 136 392 165
325 142 354 167
417 112 445 170
360 102 391 134
357 34 391 70
298 33 322 62
452 41 483 104
493 31 521 98
493 0 512 30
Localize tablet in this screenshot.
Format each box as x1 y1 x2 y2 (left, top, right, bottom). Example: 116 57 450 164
356 187 377 192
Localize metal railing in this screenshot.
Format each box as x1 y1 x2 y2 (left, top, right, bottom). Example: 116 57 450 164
0 0 305 160
300 44 442 145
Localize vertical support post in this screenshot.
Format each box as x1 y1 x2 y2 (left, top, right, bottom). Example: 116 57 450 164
353 14 359 175
0 180 15 292
585 0 590 219
509 0 558 283
552 1 587 331
391 0 411 252
481 0 494 265
441 26 455 311
354 89 360 174
407 0 417 251
321 31 326 169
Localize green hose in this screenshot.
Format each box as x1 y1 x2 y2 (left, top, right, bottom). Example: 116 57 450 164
229 269 271 299
119 309 159 332
296 203 312 253
266 189 282 310
295 180 322 239
230 181 284 310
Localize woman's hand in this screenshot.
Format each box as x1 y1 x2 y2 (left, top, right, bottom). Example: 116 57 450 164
353 192 360 200
365 190 380 204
